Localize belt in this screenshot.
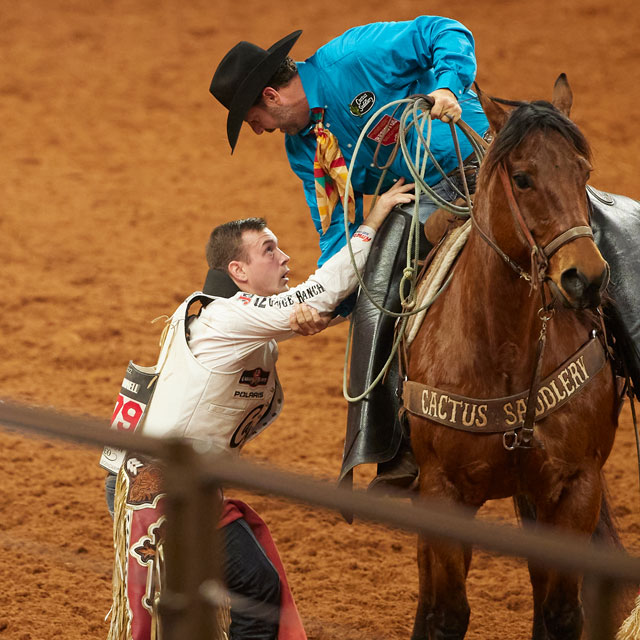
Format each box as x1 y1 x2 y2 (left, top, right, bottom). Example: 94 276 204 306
447 162 479 179
446 129 492 178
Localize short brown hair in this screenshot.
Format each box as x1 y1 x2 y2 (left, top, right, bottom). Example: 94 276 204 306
205 218 267 271
253 56 298 105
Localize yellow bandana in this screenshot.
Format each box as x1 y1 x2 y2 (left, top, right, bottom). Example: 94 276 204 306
312 108 356 234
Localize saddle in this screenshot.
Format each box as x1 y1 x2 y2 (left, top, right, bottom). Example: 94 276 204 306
423 200 468 247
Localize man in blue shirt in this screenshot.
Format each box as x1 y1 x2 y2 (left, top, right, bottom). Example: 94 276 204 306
210 17 491 493
210 16 488 496
210 18 640 494
211 18 488 263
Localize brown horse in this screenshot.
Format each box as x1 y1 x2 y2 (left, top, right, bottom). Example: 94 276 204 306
405 76 621 640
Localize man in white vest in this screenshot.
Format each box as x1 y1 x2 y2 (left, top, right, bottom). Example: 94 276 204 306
105 179 413 640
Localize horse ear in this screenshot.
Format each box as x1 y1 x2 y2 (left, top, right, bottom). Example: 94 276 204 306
552 73 573 117
475 82 508 133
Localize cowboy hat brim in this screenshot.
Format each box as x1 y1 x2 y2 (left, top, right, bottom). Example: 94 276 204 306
226 30 302 152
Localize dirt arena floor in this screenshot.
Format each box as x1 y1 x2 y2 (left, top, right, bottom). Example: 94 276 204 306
1 1 639 638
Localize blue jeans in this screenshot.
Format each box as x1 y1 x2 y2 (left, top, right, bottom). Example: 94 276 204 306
104 473 281 639
397 171 474 223
105 471 117 517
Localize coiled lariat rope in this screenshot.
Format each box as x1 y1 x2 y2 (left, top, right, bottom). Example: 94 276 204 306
342 96 488 402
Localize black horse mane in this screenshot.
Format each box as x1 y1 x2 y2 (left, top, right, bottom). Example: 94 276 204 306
483 98 592 173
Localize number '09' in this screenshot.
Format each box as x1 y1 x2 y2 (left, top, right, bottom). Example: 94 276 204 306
111 394 143 431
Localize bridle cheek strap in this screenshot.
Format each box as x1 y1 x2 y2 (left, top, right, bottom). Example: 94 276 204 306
497 163 543 257
497 163 596 286
496 163 549 292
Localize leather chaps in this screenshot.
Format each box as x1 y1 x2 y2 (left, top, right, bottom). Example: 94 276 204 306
589 186 640 390
339 209 431 485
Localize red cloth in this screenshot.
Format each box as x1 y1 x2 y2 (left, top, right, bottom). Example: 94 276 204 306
220 499 307 640
125 494 166 640
123 495 307 640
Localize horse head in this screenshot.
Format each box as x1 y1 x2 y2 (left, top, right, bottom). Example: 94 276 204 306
475 74 609 309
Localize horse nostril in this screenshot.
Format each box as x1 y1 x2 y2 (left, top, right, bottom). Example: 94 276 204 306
559 265 608 308
560 268 587 299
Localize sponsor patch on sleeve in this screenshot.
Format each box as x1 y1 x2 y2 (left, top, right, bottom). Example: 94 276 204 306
352 228 374 242
294 283 325 303
252 295 296 309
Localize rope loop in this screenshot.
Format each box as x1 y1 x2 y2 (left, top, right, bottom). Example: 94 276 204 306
342 96 488 402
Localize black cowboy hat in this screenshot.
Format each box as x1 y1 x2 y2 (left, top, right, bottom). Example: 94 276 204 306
210 30 302 152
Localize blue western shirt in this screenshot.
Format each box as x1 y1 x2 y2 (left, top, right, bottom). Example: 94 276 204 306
284 16 489 265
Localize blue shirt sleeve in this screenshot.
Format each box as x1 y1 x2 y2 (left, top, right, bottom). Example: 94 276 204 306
325 17 478 98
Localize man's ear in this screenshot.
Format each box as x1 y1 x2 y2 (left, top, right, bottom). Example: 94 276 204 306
227 261 248 284
262 86 281 106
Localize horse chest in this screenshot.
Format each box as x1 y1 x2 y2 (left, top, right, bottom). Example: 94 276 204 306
419 338 529 397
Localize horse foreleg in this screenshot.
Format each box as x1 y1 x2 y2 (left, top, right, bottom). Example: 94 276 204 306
540 572 584 640
412 535 435 640
535 468 604 640
514 494 548 640
528 565 551 640
412 535 471 640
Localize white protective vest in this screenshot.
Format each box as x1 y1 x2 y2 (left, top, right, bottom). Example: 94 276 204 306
140 293 284 454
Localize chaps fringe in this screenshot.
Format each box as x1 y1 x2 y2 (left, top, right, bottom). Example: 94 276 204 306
107 467 133 640
617 594 640 640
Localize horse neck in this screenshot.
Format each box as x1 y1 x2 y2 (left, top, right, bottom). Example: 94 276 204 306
409 229 545 394
432 216 600 393
453 226 543 352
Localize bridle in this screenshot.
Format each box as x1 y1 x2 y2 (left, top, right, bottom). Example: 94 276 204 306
471 160 598 449
471 162 595 291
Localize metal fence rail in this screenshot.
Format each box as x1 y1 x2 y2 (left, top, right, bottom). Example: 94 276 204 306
1 397 638 639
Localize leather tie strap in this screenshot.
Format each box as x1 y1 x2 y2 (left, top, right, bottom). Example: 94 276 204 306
497 163 542 258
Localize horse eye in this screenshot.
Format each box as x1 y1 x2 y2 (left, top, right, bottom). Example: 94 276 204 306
512 173 532 189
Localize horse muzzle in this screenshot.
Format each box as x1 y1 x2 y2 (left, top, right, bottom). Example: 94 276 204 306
546 237 610 309
549 261 610 309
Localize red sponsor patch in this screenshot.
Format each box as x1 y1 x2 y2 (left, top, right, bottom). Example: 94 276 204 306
239 367 269 387
352 232 372 242
366 115 400 146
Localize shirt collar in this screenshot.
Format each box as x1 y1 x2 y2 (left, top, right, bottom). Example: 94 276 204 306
296 61 325 137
